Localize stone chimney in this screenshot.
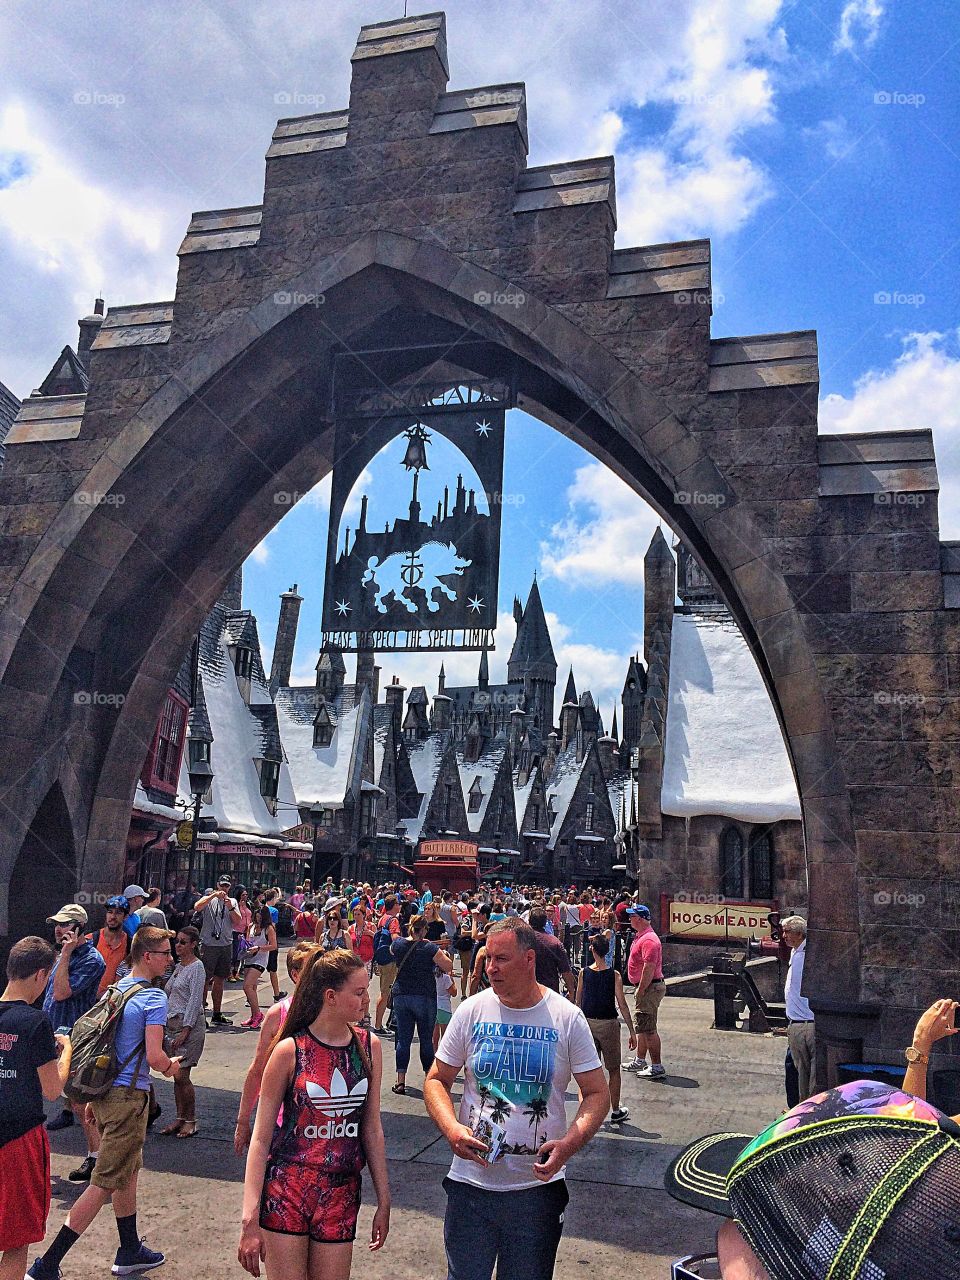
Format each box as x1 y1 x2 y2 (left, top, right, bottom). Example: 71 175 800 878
77 298 105 372
269 584 302 693
356 648 380 703
385 676 406 724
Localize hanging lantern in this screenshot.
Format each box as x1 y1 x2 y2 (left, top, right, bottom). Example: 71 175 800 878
401 422 431 472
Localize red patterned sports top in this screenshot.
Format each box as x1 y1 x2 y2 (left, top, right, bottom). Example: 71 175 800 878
268 1028 369 1175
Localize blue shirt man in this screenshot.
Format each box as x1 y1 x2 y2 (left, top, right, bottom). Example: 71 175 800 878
43 903 106 1031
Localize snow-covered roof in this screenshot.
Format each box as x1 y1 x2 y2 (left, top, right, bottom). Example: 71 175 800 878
275 684 369 809
399 733 447 840
543 743 590 849
513 770 537 828
660 614 801 823
606 771 631 828
182 613 297 838
456 740 507 833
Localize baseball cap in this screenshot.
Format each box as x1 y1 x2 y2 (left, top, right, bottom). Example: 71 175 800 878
122 884 147 900
104 894 129 912
217 875 232 887
626 903 651 919
47 903 88 926
665 1080 960 1279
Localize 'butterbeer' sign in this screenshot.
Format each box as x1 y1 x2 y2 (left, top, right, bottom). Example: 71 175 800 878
418 839 478 863
661 894 778 943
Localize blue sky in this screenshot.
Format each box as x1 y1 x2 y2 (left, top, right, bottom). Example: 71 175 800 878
1 0 958 712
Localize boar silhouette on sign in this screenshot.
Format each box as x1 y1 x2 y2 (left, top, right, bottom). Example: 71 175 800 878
362 540 472 614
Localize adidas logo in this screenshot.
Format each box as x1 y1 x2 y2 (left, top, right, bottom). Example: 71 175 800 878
306 1068 368 1118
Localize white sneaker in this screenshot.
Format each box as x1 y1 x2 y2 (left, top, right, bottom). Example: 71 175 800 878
624 1058 646 1073
636 1063 666 1079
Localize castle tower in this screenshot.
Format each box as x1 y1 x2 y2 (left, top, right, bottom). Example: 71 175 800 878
269 584 303 693
507 578 557 732
316 643 346 699
644 527 675 660
559 668 579 750
621 654 645 754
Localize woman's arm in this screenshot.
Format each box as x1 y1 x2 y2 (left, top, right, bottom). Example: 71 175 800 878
468 947 486 996
262 924 277 954
360 1034 391 1251
575 970 584 1008
239 1038 295 1276
433 945 453 975
903 999 960 1100
234 1002 286 1153
613 971 638 1051
182 962 207 1031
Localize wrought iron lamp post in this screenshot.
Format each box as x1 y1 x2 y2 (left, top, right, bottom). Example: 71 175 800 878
185 759 214 903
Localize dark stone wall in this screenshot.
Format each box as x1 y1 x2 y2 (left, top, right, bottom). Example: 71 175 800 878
0 12 955 1072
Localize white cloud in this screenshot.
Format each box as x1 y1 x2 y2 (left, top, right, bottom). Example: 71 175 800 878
834 0 884 53
540 463 660 587
248 539 271 566
819 330 960 536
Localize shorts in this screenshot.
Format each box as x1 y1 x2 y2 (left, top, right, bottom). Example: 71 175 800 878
260 1163 361 1243
90 1087 149 1191
243 961 267 973
436 1006 453 1027
267 948 279 974
0 1123 50 1249
376 961 397 995
634 980 666 1035
202 943 233 980
586 1016 622 1071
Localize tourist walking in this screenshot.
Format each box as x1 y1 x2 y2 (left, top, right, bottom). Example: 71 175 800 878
42 902 106 1182
238 950 390 1278
28 926 182 1279
195 878 243 1025
242 903 278 1031
782 915 817 1099
624 905 667 1079
372 895 402 1033
88 897 133 998
231 887 253 982
159 926 206 1138
424 918 609 1280
0 938 73 1280
319 908 350 952
390 916 453 1094
349 904 375 978
576 934 637 1123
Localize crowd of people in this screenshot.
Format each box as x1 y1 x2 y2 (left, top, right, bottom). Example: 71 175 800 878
6 875 939 1280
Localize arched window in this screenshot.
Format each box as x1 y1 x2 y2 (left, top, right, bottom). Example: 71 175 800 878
749 829 774 901
720 826 744 899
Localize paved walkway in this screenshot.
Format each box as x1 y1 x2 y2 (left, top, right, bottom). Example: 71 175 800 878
41 983 788 1279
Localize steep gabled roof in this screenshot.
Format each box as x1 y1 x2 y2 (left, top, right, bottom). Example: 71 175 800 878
543 742 591 850
275 683 370 809
0 378 20 459
38 345 89 396
456 738 508 833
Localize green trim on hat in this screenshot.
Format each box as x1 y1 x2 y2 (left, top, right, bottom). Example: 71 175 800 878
826 1128 952 1280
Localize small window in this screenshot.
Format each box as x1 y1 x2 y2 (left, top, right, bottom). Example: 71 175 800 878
468 778 483 813
720 827 745 899
153 693 187 787
749 830 774 900
531 803 540 830
235 647 253 680
259 759 280 801
584 801 594 833
313 723 333 748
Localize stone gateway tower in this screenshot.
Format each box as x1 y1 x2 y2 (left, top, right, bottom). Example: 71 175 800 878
0 11 957 1090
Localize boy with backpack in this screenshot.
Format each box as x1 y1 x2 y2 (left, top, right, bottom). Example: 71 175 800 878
27 926 182 1280
372 896 401 1034
1 938 74 1280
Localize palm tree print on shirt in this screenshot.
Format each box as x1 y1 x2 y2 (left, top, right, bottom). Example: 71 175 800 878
524 1095 550 1148
489 1095 510 1126
477 1083 492 1118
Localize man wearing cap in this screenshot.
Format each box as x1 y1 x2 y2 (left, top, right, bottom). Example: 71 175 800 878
42 904 106 1155
120 886 147 938
782 915 817 1101
88 897 133 998
624 905 667 1079
194 878 242 1025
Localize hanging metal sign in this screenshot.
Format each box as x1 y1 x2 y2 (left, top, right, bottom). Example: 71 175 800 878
321 376 511 653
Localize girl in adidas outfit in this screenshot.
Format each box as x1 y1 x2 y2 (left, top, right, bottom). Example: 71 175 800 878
239 949 389 1280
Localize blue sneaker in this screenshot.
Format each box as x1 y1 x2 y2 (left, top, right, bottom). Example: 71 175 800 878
26 1260 61 1280
111 1240 165 1275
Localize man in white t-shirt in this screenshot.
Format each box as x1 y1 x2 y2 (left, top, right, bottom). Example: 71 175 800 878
425 917 609 1280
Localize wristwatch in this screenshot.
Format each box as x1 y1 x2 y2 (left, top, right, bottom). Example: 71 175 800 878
905 1045 929 1065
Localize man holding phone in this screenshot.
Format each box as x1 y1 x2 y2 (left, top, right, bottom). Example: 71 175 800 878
42 904 105 1145
425 917 609 1280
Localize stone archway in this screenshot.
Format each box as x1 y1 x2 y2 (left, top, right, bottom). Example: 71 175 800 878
0 12 954 1077
4 782 77 952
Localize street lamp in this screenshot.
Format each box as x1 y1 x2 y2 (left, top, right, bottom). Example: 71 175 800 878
308 803 324 887
185 758 214 904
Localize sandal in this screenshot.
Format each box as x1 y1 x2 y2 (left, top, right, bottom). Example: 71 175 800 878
391 1083 406 1095
160 1118 185 1136
177 1121 198 1139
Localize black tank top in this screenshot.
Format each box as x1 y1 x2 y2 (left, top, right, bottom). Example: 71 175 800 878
581 965 616 1020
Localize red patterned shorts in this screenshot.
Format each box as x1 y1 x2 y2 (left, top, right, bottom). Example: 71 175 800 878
259 1161 362 1243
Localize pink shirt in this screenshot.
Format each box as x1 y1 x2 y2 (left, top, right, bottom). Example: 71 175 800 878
627 929 663 984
